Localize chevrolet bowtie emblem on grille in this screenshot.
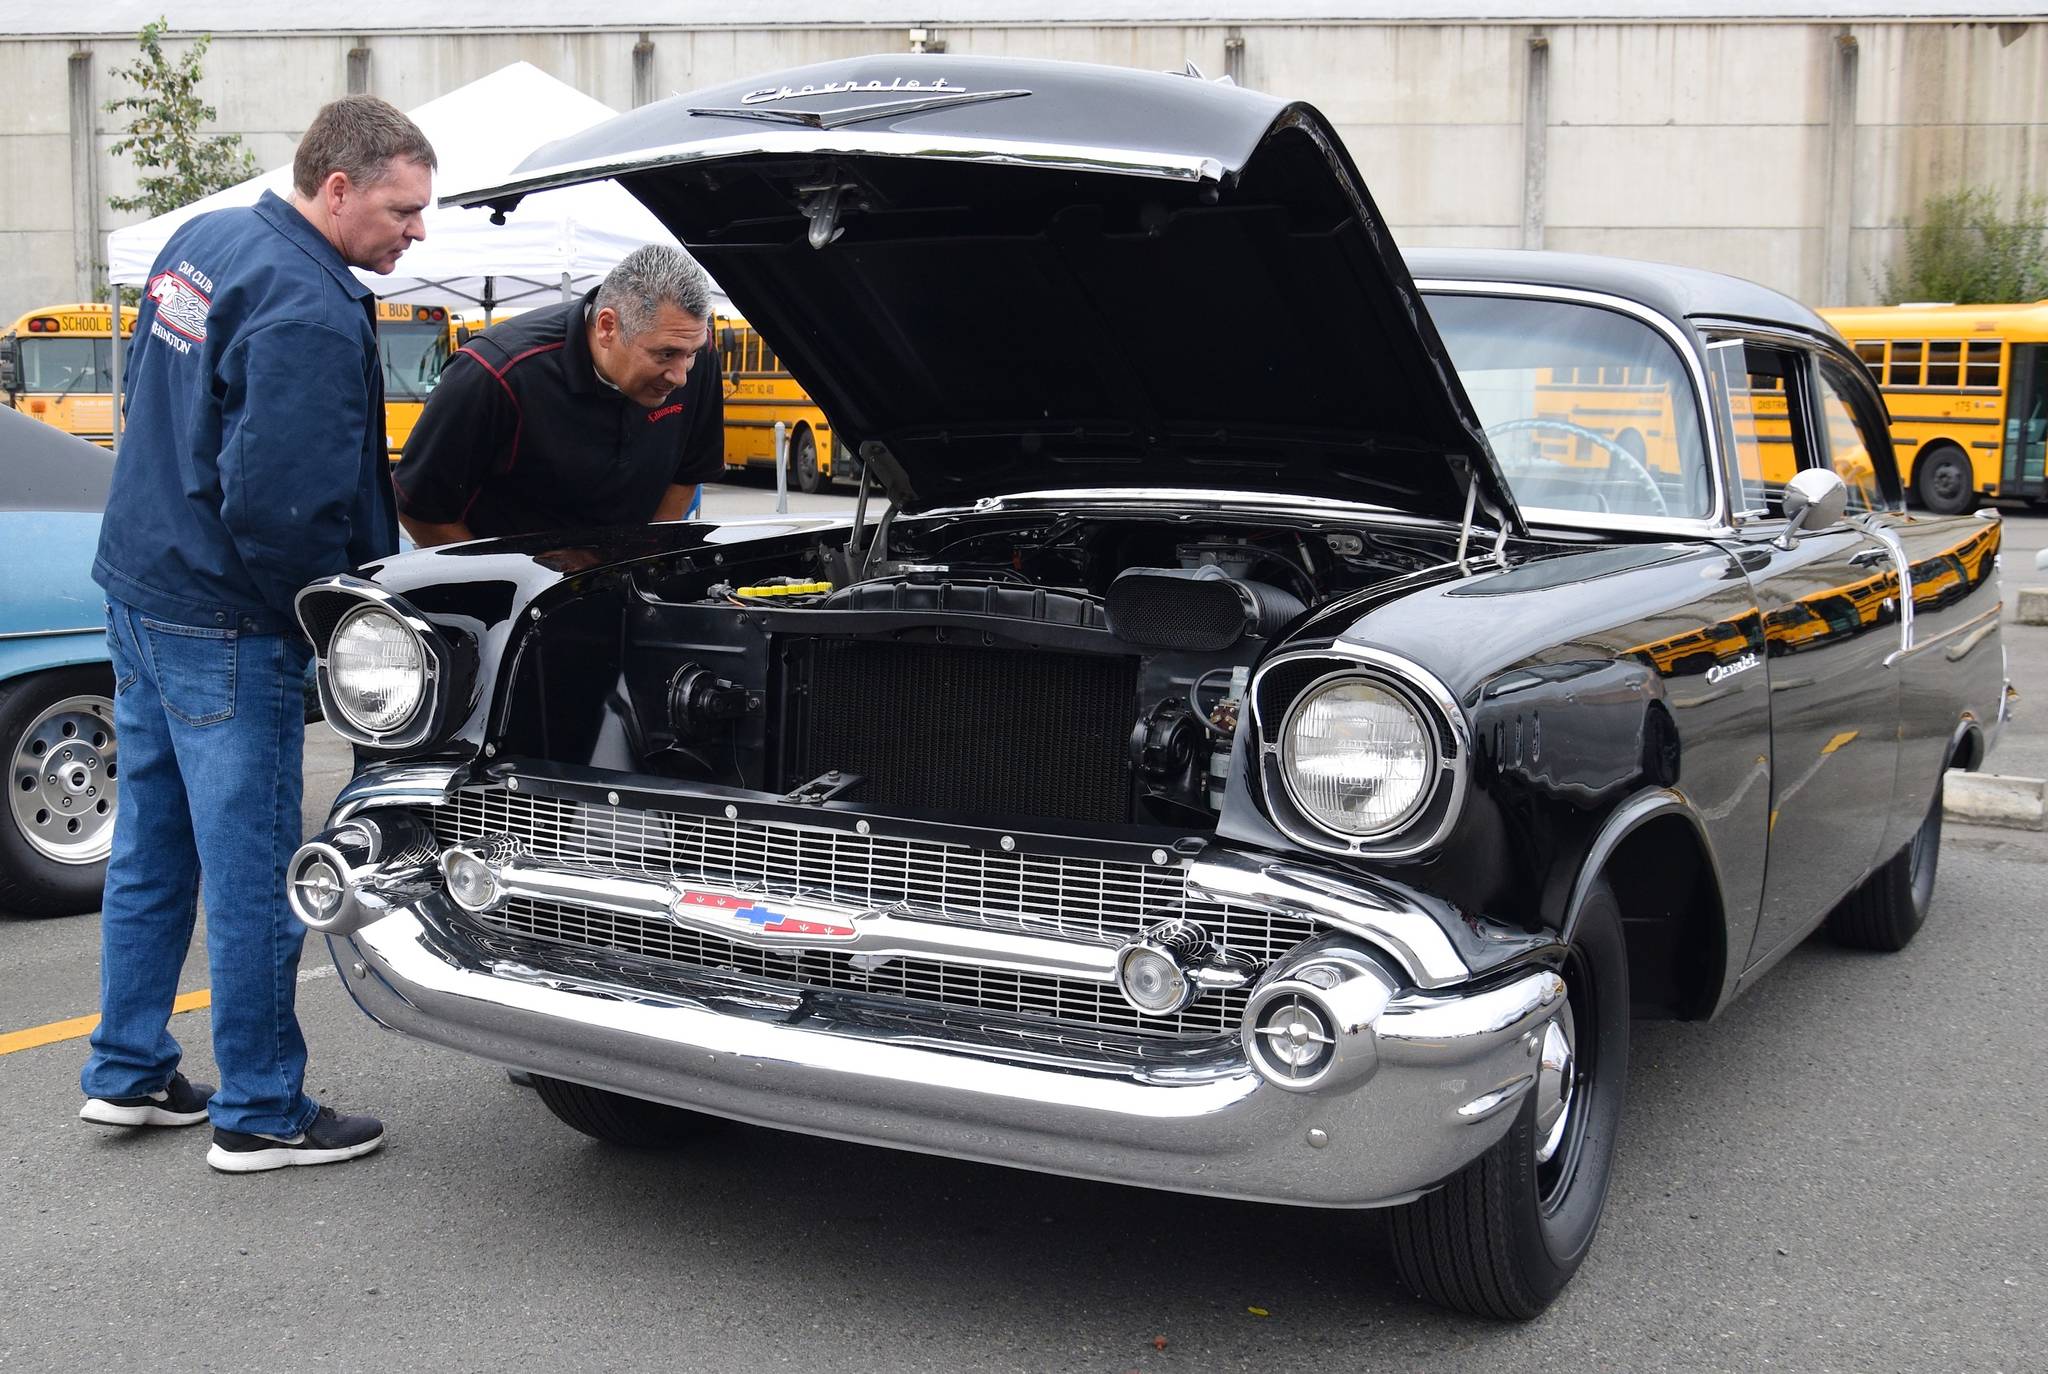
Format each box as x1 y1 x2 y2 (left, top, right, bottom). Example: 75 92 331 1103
667 886 858 941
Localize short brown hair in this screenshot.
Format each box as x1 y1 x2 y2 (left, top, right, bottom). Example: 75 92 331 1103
292 95 436 197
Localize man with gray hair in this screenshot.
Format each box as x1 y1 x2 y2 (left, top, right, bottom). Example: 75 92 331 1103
394 244 725 544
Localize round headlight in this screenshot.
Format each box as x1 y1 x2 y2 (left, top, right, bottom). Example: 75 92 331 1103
1281 677 1436 837
328 605 428 735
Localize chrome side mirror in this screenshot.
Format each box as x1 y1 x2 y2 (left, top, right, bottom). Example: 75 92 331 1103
1775 468 1849 550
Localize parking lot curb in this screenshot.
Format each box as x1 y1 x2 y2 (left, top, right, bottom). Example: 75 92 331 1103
1944 769 2048 830
2017 586 2048 626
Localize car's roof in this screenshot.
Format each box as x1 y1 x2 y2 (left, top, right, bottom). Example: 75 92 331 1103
1406 247 1836 339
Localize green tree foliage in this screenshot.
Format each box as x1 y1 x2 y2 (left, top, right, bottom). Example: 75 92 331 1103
103 17 256 216
1880 187 2048 305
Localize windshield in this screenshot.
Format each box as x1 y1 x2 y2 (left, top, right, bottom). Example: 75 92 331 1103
379 322 451 401
16 337 116 395
1425 293 1713 521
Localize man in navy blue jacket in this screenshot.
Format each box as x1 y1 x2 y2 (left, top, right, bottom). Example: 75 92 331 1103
82 96 434 1173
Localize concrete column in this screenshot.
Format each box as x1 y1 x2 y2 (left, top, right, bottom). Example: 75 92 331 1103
1223 31 1245 85
633 35 655 108
1520 33 1549 251
347 41 372 95
68 48 101 300
1823 29 1860 306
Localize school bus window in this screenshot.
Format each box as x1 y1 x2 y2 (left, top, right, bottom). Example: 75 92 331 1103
1854 341 1885 374
1819 299 2048 508
1888 340 1922 387
1967 341 2000 388
1926 340 1962 388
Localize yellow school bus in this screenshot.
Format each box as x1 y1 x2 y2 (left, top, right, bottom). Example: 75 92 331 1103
715 315 841 494
1819 301 2048 513
0 304 139 446
376 300 455 458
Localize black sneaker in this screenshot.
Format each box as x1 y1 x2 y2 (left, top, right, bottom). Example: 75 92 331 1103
206 1105 385 1173
79 1071 215 1128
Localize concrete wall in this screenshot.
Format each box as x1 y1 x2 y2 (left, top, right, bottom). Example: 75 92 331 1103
7 18 2045 317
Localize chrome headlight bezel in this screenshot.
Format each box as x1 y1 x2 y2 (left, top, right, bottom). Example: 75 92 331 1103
297 577 462 751
1250 646 1469 859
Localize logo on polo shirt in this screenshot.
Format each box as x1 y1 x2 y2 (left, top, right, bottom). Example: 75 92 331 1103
648 402 685 422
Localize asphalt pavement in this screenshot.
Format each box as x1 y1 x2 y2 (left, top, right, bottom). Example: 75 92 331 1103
2 495 2043 1372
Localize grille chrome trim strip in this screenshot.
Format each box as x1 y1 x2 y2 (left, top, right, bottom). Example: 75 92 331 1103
474 847 1131 983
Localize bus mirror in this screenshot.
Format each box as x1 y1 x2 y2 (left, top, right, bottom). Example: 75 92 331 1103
0 339 15 393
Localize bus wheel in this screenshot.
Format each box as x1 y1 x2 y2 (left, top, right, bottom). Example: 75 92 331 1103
789 426 829 495
1914 443 1973 515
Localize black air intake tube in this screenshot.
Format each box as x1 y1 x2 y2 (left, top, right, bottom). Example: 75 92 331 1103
1105 566 1305 651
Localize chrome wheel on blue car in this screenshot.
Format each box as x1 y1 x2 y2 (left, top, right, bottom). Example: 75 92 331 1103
1 667 118 917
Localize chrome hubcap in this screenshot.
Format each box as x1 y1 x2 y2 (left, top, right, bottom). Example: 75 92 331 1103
9 693 118 864
1533 1002 1577 1166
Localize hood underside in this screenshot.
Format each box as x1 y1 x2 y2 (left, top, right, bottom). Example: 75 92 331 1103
449 55 1516 527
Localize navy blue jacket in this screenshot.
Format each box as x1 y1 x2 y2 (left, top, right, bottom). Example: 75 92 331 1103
95 191 399 636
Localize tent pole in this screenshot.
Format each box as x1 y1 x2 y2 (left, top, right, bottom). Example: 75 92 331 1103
107 277 123 454
483 275 495 328
561 271 572 303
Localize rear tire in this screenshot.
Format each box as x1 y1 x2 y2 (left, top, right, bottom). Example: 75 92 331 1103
790 425 829 495
1388 878 1629 1319
1827 782 1941 952
529 1075 705 1149
1913 444 1973 515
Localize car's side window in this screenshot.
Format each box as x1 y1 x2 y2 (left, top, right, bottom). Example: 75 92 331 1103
1706 338 1815 520
1812 357 1902 514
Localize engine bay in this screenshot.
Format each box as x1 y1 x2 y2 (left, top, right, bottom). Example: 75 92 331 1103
491 511 1460 831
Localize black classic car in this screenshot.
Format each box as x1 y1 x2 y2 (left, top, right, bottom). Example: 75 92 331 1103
285 56 2008 1318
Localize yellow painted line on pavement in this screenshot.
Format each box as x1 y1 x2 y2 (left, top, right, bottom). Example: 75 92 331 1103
0 964 336 1057
0 989 211 1057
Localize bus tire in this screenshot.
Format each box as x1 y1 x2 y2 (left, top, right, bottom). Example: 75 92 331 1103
1913 443 1973 515
789 425 828 495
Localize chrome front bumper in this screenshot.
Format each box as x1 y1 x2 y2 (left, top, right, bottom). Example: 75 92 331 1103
323 887 1563 1210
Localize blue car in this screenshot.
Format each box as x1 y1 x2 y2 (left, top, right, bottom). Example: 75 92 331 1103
1 405 117 916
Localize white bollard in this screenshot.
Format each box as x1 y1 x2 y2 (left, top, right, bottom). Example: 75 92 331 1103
773 419 789 515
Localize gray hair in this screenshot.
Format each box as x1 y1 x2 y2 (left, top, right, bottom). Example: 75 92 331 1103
292 95 436 197
596 244 714 338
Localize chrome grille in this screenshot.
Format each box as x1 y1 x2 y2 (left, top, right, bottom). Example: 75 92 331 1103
433 787 1317 1038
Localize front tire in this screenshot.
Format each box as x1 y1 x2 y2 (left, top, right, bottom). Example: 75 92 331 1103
1827 781 1941 952
530 1075 705 1149
1914 444 1974 515
1 666 118 918
1388 878 1629 1319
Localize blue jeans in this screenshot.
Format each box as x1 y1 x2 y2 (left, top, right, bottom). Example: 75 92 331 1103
81 598 320 1137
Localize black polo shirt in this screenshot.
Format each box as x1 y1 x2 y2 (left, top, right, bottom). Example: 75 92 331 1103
393 289 724 538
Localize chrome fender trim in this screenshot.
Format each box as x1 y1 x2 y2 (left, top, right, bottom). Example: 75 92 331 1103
1184 848 1471 989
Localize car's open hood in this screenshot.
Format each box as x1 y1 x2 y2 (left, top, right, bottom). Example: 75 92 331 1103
447 54 1518 528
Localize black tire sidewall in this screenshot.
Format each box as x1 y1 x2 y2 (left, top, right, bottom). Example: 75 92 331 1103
0 664 117 918
1915 446 1972 515
790 426 824 493
1512 880 1630 1283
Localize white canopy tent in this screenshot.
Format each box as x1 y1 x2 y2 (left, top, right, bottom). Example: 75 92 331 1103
103 62 722 447
106 61 690 308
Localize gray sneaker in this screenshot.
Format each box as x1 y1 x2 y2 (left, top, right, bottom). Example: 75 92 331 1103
80 1071 215 1128
206 1105 385 1173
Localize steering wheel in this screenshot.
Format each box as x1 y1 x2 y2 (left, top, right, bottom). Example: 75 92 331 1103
1484 417 1671 518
